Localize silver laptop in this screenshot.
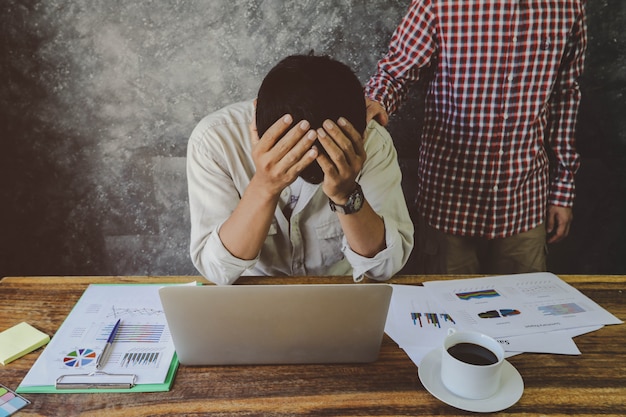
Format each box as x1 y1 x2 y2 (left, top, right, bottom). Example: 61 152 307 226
159 284 392 365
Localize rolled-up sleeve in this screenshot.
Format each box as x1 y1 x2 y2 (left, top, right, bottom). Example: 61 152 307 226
186 105 257 285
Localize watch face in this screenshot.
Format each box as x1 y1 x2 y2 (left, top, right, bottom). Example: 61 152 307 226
329 184 364 214
346 185 364 214
350 192 363 210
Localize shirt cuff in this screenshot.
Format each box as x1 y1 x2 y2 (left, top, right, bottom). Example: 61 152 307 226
199 226 259 285
364 83 396 116
549 170 576 207
342 218 401 282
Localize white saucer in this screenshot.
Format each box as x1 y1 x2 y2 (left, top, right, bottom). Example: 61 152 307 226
418 348 524 413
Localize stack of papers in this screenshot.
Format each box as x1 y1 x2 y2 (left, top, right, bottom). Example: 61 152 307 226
384 273 622 366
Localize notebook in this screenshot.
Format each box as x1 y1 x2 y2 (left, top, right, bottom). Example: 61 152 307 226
159 283 392 365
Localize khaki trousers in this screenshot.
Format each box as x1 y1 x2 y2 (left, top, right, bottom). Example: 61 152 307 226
416 217 547 275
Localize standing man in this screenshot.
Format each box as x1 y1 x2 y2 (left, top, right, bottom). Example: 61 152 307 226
365 1 587 274
188 54 413 285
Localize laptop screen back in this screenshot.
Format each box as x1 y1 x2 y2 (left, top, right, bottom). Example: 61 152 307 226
159 284 392 365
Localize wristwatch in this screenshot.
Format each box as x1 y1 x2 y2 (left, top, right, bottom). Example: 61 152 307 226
328 183 364 215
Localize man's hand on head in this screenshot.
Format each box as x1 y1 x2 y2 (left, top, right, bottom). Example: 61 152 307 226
250 114 319 197
315 117 366 204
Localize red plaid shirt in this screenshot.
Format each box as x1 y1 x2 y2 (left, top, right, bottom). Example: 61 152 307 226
365 0 586 239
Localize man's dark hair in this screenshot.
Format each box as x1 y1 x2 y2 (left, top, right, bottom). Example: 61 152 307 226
256 54 366 183
256 54 366 136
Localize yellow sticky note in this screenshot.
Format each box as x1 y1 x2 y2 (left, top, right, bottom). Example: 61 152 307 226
0 322 50 365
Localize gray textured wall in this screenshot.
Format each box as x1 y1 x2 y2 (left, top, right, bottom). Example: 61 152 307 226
1 1 625 277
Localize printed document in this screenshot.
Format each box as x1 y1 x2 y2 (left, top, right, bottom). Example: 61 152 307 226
18 284 178 393
422 272 622 338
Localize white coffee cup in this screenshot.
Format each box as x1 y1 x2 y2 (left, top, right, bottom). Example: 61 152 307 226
440 328 505 399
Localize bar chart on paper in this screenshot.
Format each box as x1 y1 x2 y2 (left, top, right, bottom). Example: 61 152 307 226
97 323 168 344
119 349 164 368
94 320 171 369
385 285 458 350
410 312 455 328
384 285 460 366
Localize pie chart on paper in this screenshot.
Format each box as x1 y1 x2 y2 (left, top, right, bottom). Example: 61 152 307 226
63 348 97 367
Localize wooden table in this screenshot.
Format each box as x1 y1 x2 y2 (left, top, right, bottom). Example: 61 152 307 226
1 275 624 416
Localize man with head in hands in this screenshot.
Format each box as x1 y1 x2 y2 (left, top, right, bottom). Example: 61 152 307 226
187 54 413 285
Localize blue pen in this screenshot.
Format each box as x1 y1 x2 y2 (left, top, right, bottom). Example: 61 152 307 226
95 319 121 370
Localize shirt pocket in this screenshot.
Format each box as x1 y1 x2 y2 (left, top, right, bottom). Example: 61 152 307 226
529 28 569 72
315 218 345 265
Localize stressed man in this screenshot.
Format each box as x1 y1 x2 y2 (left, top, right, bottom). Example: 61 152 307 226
187 54 413 285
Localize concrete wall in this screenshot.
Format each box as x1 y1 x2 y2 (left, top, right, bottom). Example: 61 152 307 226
2 1 625 277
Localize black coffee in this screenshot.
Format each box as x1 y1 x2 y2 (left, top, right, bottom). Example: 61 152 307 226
447 342 498 366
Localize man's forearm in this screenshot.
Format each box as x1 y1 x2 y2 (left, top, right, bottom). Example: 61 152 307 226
336 200 386 258
218 178 280 260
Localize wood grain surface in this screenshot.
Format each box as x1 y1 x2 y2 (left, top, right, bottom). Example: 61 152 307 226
1 275 624 417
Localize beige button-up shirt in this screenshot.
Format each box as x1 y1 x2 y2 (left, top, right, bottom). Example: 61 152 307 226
187 101 414 285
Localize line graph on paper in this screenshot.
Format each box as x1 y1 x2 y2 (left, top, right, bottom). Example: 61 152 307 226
106 305 165 319
514 280 568 297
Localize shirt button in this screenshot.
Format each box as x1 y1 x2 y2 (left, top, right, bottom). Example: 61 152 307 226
493 185 499 192
499 149 504 156
503 114 509 120
507 74 514 81
512 36 518 43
